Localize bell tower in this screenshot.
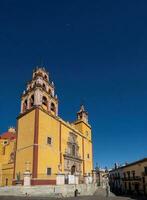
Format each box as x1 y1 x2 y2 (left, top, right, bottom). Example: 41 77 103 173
74 104 91 139
77 105 88 124
20 67 58 116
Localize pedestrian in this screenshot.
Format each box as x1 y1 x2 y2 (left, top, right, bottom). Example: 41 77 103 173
106 184 110 198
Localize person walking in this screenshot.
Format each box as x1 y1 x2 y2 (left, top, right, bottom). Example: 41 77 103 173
106 183 110 198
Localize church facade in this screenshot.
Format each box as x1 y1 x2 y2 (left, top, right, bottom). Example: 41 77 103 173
1 67 93 186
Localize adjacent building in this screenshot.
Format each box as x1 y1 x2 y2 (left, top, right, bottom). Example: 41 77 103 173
0 67 94 186
0 128 16 186
109 158 147 195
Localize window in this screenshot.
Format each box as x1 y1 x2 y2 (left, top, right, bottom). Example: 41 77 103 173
118 173 120 178
42 96 47 106
47 168 51 175
144 167 147 175
4 141 8 145
124 172 126 178
47 137 52 145
132 170 135 178
43 83 46 89
51 102 56 112
30 95 34 107
23 99 28 112
48 89 51 94
87 154 90 159
127 171 130 178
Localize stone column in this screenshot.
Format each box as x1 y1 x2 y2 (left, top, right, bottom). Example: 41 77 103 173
56 173 65 185
56 104 58 116
48 101 50 111
27 98 30 109
75 175 79 184
23 171 31 186
34 89 42 106
20 101 24 113
92 170 97 183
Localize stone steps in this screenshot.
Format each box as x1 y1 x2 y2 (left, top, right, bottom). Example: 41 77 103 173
94 187 116 197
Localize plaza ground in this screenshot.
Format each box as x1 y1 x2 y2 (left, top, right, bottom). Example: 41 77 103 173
0 187 146 200
0 196 143 200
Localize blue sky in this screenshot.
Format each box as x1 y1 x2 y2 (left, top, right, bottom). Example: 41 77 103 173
0 0 147 168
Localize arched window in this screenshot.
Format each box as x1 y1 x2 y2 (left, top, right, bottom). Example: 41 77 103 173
48 89 51 95
23 99 27 112
42 96 47 106
30 95 34 107
51 102 56 112
43 83 46 90
44 75 48 80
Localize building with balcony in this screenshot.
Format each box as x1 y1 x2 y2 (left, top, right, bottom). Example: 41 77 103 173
109 158 147 196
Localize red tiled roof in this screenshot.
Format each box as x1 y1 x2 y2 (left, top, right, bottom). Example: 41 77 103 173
0 132 16 140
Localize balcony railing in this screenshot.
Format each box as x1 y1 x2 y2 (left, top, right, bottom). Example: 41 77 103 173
122 176 141 181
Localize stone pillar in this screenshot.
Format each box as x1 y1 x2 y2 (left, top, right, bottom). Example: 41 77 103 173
48 101 50 111
20 101 24 113
56 174 65 185
75 175 79 184
27 98 30 109
56 104 58 116
23 171 31 186
92 170 97 183
84 175 92 184
34 89 42 106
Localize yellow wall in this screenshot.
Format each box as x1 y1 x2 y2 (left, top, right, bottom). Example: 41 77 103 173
14 107 93 183
0 140 15 164
0 139 15 186
84 139 93 174
74 121 93 174
1 163 14 186
15 110 35 180
37 110 60 179
60 122 83 174
37 109 93 179
74 122 91 139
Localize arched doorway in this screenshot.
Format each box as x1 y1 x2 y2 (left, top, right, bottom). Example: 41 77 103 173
71 165 76 175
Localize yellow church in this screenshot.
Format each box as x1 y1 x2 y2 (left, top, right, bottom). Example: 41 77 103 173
0 67 93 186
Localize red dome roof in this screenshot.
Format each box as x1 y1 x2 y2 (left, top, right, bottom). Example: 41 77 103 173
0 132 16 140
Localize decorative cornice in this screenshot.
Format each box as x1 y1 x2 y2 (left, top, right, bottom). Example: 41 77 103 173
63 154 83 162
74 120 91 129
21 84 57 100
17 106 92 142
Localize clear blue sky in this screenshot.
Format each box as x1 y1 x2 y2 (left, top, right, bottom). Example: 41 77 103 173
0 0 147 168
